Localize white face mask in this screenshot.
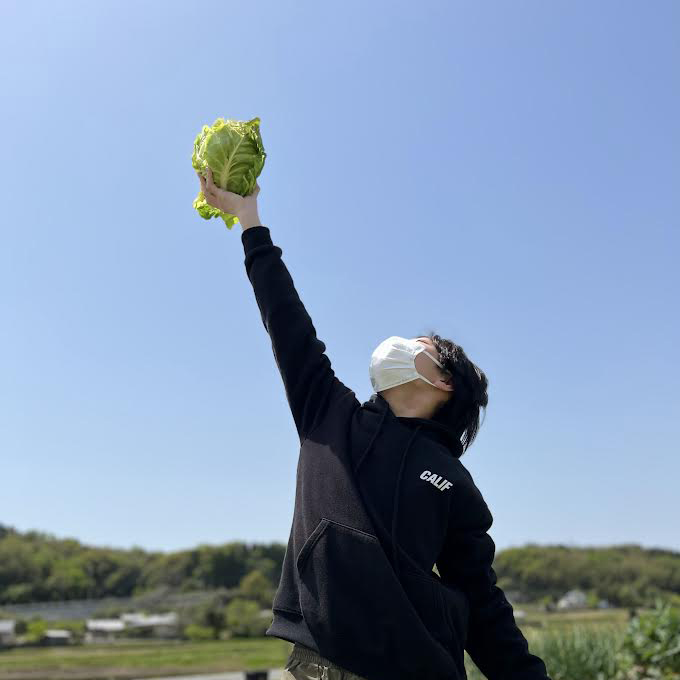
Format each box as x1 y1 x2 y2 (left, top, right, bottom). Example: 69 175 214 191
369 335 446 392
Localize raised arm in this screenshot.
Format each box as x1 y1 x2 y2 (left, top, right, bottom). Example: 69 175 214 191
241 225 359 442
437 477 552 680
197 169 359 443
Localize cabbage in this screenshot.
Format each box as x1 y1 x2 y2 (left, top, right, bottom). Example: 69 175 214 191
191 116 266 229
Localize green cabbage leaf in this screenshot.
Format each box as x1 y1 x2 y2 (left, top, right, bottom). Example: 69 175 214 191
191 116 266 229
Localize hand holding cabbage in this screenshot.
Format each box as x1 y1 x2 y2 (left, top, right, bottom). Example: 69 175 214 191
192 116 266 230
197 166 262 230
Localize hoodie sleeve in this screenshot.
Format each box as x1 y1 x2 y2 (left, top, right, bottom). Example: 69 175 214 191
241 226 359 444
437 478 552 680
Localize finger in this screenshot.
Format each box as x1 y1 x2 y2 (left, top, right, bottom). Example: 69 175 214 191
199 180 214 204
199 173 213 196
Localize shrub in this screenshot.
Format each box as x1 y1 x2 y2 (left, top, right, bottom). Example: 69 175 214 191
225 598 269 637
615 599 680 680
24 620 49 644
535 625 622 680
183 624 215 641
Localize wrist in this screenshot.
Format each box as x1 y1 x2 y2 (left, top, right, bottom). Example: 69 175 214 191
239 211 262 230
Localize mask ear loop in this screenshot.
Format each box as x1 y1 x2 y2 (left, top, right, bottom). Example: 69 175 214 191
414 344 450 388
414 340 445 368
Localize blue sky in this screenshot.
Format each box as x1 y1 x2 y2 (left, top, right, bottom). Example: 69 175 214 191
1 1 678 555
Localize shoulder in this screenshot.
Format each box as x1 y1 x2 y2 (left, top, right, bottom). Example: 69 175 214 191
447 463 493 532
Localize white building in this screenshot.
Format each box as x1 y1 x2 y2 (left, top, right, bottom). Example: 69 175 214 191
0 620 16 647
556 588 588 610
119 612 179 638
85 618 125 642
44 629 72 645
84 612 180 642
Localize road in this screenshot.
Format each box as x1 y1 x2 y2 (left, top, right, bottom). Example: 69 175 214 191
132 670 286 680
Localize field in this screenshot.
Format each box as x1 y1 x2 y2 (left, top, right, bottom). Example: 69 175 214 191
0 637 293 680
0 608 638 680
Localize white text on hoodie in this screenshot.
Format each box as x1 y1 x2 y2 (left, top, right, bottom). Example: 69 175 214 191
420 469 453 492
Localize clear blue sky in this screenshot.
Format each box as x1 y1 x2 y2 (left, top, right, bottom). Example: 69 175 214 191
1 1 678 555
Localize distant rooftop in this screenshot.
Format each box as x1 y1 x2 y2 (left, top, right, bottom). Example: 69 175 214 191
0 620 16 634
85 619 125 632
120 612 178 627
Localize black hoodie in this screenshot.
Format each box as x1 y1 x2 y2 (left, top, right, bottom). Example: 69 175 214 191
241 226 551 680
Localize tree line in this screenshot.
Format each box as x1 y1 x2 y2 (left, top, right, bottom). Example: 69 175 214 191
1 524 678 607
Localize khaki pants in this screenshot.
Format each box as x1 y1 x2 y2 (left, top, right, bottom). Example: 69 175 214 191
283 642 368 680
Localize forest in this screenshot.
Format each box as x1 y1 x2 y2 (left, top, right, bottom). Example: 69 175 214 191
1 524 678 607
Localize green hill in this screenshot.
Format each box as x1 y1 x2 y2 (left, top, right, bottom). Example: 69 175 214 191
0 524 284 605
1 524 678 608
493 542 680 607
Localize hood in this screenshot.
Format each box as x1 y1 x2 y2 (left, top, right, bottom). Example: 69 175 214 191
365 392 464 459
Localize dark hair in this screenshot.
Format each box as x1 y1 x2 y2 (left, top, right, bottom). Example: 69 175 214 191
420 330 488 454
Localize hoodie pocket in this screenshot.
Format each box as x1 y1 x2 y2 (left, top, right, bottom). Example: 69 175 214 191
401 569 455 650
297 517 412 665
295 518 467 678
296 518 392 655
437 579 470 653
296 518 332 575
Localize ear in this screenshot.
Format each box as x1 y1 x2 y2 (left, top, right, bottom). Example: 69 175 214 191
437 375 455 392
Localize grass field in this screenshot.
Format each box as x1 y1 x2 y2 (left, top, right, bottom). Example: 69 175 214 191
0 637 293 680
0 608 636 680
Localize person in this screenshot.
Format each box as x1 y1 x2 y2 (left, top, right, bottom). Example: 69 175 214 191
198 168 552 680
